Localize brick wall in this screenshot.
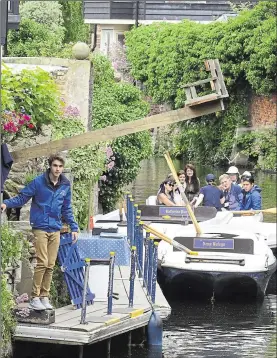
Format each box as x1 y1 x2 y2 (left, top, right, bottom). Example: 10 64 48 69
249 93 277 127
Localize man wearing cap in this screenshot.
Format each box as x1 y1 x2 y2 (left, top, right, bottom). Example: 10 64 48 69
194 174 225 211
226 166 240 185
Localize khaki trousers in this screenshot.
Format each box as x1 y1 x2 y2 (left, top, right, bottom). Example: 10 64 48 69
32 230 60 298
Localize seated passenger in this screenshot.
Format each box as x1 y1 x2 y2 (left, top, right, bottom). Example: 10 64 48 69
219 174 242 211
240 177 262 210
194 174 225 211
226 166 241 185
157 180 176 206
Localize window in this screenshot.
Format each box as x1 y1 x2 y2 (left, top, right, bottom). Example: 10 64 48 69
117 33 125 46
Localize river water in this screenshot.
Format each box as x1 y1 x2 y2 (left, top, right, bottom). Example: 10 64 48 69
123 158 277 358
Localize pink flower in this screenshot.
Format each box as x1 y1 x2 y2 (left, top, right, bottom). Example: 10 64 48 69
23 114 31 121
107 161 115 170
100 175 107 182
28 123 35 129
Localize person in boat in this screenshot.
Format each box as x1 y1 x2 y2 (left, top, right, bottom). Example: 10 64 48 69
177 170 186 189
194 174 225 211
240 176 262 210
226 166 241 185
157 180 176 206
184 164 200 205
219 174 242 211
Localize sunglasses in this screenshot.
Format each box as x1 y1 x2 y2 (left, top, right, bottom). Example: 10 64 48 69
166 182 175 187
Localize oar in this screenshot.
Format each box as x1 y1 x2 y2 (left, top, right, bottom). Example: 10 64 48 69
142 222 198 255
164 152 203 235
231 208 276 215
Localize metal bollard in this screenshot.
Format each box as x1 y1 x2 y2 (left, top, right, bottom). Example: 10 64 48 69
151 242 159 303
107 252 116 315
143 231 150 288
80 258 91 324
138 222 144 278
147 237 155 296
129 246 136 307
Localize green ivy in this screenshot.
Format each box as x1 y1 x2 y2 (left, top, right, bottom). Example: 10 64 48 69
1 225 23 352
92 54 153 212
1 65 61 127
125 2 276 170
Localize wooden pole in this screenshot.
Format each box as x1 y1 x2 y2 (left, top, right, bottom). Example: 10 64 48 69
11 101 222 163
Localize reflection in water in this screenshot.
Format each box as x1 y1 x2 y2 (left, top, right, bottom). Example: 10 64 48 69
162 294 276 358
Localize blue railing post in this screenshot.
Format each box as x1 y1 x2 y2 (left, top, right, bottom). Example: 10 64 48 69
107 252 115 315
129 246 136 308
80 258 90 324
147 237 154 296
126 194 132 243
151 242 159 304
143 231 150 288
138 221 144 278
130 199 135 246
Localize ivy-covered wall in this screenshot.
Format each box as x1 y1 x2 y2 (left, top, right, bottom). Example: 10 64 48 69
92 54 153 213
125 2 277 171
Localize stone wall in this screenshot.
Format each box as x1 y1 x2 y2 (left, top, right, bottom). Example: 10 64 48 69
249 93 277 128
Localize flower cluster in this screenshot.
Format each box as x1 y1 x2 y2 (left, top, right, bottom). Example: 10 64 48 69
63 104 80 118
2 110 34 134
15 293 29 305
15 293 30 318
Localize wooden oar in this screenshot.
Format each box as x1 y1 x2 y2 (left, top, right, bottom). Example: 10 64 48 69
231 208 276 215
142 222 198 255
164 152 203 235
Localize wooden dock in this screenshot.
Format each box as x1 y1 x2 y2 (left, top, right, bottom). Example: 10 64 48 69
14 266 171 347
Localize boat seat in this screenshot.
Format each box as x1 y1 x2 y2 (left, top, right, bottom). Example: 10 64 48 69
146 196 157 205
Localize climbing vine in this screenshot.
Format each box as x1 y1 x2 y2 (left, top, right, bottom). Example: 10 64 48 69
92 54 153 212
125 2 277 170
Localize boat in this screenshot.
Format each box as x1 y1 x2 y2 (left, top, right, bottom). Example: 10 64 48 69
153 223 276 301
92 200 276 301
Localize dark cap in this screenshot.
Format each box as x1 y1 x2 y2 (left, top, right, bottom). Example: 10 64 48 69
206 174 215 182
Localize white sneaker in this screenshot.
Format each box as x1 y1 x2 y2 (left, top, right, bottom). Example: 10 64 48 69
40 297 54 310
29 297 46 311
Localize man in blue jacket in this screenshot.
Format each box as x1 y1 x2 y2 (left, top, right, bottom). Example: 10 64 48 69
240 177 262 210
1 154 79 311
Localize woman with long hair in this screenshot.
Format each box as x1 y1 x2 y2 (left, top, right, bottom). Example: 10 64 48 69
184 164 200 204
157 180 176 206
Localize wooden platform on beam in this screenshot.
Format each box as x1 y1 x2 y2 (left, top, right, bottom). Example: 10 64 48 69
14 266 171 346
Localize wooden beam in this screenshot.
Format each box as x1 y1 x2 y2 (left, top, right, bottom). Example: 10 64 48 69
11 101 223 163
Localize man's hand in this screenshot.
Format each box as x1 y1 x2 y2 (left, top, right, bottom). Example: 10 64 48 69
1 203 7 212
72 231 78 244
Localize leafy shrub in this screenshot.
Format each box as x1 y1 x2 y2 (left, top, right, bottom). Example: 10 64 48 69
1 65 61 128
19 1 64 31
8 19 65 57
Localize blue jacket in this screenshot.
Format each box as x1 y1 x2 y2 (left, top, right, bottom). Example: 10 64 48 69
240 185 262 211
4 171 78 232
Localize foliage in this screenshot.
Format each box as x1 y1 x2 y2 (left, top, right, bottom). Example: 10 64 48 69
7 19 65 58
20 1 64 31
92 55 153 212
59 2 90 43
24 171 38 185
125 2 277 169
1 225 23 351
1 65 61 129
52 106 106 229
